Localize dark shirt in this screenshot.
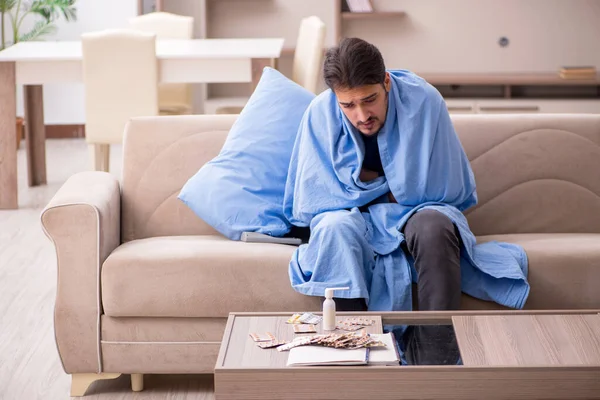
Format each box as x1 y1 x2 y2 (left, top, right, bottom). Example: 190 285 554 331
359 132 388 212
362 133 384 175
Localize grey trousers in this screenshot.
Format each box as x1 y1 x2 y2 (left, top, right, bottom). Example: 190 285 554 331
334 209 461 312
403 209 461 311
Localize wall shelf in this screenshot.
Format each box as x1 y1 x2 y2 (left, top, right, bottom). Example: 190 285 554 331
418 72 600 86
417 73 600 100
341 11 405 20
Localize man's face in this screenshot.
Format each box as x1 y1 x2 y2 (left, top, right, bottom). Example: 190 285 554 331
334 72 391 136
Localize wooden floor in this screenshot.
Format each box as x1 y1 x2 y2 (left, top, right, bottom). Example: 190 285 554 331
0 139 215 399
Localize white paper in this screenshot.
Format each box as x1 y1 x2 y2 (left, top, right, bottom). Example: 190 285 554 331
286 345 368 366
367 333 400 365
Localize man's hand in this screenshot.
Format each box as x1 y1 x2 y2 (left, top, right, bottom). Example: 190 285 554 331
388 191 397 203
360 168 379 182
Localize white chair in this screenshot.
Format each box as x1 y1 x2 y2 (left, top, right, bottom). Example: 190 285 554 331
214 15 326 114
82 29 159 172
292 15 327 94
129 12 194 115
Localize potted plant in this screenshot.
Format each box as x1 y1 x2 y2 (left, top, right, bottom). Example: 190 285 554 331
1 0 77 50
1 0 77 148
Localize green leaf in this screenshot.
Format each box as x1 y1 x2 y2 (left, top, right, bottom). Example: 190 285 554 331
19 19 56 42
0 0 17 12
30 0 76 23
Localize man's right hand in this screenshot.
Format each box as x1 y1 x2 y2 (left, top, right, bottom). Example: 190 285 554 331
360 168 379 182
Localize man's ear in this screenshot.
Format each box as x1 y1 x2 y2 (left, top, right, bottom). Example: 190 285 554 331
384 72 391 92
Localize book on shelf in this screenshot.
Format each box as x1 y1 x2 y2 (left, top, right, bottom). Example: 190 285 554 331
559 66 597 79
560 66 596 73
345 0 373 13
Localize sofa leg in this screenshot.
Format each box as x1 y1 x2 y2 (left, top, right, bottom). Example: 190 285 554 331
131 373 144 392
70 373 121 397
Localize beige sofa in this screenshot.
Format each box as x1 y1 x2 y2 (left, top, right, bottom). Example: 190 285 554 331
41 113 600 396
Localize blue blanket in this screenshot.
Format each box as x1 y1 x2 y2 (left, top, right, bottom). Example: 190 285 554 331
282 70 529 311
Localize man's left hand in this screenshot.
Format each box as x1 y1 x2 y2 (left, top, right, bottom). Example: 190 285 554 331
388 191 397 203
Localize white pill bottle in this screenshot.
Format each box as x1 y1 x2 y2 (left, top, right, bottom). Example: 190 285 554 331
322 287 350 331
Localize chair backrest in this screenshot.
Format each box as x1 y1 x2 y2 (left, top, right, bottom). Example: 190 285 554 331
81 29 158 144
292 16 326 94
129 12 194 113
129 11 194 40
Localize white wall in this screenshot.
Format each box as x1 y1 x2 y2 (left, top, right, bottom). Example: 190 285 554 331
207 0 339 48
184 0 600 101
10 0 600 122
345 0 600 73
142 0 157 14
163 0 207 113
15 0 138 124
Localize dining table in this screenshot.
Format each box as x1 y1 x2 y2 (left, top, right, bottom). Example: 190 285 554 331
0 37 284 209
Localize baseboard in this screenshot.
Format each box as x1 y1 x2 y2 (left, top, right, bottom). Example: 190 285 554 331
16 124 85 139
45 124 85 139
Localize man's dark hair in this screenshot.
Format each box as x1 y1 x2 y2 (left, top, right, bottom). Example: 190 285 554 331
323 37 386 91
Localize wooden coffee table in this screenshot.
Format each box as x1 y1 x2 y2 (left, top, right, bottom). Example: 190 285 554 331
214 310 600 400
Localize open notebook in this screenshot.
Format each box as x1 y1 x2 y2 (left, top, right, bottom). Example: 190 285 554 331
286 333 399 367
287 345 368 366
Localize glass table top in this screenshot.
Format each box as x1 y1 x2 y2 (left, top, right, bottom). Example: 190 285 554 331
384 323 462 366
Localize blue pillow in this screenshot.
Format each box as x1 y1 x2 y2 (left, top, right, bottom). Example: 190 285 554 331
178 67 316 240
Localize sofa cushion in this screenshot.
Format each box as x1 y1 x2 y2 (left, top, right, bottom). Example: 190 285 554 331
178 67 316 241
477 233 600 309
101 234 600 317
121 115 237 242
101 235 322 317
454 114 600 236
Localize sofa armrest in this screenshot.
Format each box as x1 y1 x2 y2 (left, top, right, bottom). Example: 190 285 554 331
41 171 120 374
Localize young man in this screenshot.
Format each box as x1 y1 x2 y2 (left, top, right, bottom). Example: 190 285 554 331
283 38 528 314
323 38 461 311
